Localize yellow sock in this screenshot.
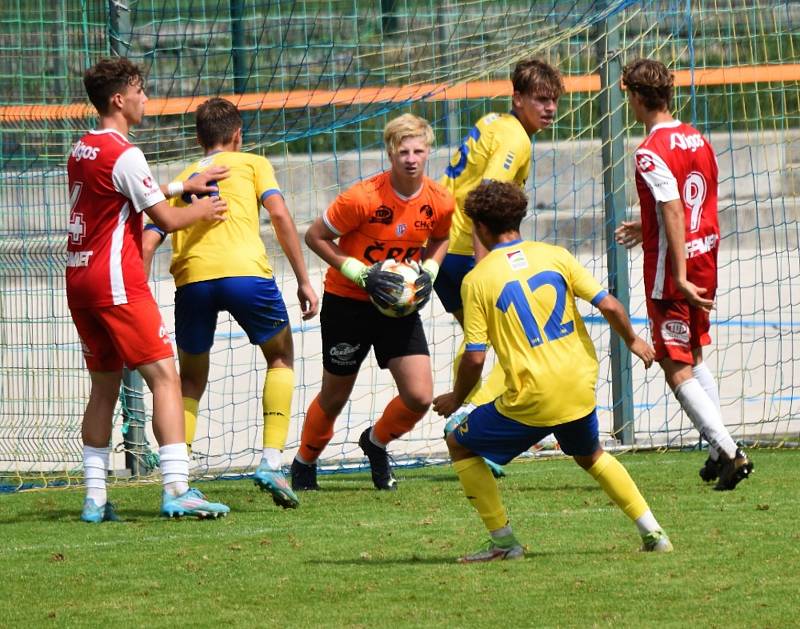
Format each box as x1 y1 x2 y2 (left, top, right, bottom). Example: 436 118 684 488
262 367 294 449
469 361 505 406
453 456 507 531
587 452 649 521
183 397 199 449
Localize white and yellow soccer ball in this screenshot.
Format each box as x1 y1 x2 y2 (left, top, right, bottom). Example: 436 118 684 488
370 259 422 318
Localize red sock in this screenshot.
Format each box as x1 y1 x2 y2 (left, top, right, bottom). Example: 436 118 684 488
372 396 425 445
298 395 337 463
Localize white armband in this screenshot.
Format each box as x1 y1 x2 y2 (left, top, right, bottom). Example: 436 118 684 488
167 181 184 198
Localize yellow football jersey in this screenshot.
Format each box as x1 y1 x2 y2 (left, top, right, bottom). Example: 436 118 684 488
461 240 609 426
440 112 532 255
167 151 279 287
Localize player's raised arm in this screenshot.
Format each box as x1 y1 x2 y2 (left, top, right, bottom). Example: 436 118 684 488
160 164 230 198
263 194 319 320
144 194 227 234
594 293 655 368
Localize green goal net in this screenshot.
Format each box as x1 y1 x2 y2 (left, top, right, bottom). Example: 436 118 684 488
1 0 798 488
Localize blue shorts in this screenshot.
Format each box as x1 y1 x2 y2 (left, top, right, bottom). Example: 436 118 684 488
452 404 601 465
433 253 475 313
175 276 289 354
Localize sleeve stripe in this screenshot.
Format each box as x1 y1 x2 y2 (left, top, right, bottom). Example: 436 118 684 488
465 343 488 352
322 211 343 236
590 290 609 307
143 223 167 242
260 188 282 203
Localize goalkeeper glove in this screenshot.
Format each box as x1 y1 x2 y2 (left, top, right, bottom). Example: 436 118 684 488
340 257 404 309
413 258 439 311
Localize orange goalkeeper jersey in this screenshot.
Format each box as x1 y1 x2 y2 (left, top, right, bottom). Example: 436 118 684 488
323 171 454 301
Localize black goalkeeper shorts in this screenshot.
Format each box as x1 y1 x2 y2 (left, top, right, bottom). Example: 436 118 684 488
320 292 430 376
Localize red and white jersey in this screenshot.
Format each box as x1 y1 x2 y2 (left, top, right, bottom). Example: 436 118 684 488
66 129 165 308
634 119 719 301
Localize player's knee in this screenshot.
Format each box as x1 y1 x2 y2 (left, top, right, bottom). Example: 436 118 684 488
265 354 293 370
180 372 207 399
261 329 294 368
138 358 180 391
445 431 472 461
318 390 349 417
401 391 432 413
573 448 603 470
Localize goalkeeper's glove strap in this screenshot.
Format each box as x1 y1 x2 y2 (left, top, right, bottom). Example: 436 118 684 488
340 257 369 288
421 258 440 282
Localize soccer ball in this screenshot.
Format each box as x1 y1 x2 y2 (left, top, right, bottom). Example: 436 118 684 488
370 259 421 318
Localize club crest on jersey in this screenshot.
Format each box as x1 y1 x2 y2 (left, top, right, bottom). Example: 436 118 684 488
505 249 528 271
636 153 656 173
369 205 393 224
419 204 433 219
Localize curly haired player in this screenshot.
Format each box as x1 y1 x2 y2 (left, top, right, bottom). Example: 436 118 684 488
433 181 671 562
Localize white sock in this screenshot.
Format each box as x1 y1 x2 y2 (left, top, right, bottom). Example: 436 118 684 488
261 447 282 470
369 427 387 449
83 445 109 505
635 509 661 535
159 442 190 497
674 378 737 459
692 362 721 460
490 524 513 540
294 453 316 466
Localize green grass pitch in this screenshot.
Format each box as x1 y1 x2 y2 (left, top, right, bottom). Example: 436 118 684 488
1 449 797 627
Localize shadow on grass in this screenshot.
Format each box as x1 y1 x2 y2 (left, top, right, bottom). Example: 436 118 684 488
306 547 611 566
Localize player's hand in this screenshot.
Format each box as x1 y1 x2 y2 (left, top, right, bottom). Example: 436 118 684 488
190 193 228 222
615 220 643 249
184 165 230 196
627 337 655 369
677 279 714 312
297 282 319 320
413 261 433 311
364 263 404 309
432 392 460 418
